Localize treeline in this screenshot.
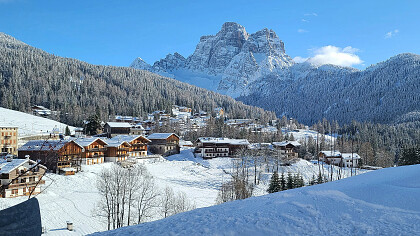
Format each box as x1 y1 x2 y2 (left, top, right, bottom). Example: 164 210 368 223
0 33 276 126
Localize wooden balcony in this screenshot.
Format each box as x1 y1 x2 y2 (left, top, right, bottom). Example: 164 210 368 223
7 180 46 189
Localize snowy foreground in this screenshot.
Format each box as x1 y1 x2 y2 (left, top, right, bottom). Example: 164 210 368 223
1 150 367 235
94 164 420 236
0 107 75 138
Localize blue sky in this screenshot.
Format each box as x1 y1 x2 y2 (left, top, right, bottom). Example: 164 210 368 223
0 0 419 69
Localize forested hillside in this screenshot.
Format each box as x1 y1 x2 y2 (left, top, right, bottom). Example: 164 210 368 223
238 53 420 124
0 33 275 126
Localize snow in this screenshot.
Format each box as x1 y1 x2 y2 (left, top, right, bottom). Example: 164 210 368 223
93 164 420 236
0 149 368 235
197 137 250 145
104 122 131 128
147 133 178 140
0 107 75 138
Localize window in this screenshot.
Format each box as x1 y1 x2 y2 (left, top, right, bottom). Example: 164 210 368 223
12 189 18 194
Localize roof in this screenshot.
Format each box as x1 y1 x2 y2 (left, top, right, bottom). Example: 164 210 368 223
110 135 150 144
0 158 47 174
19 140 78 152
179 140 194 146
105 140 131 148
342 153 361 160
197 137 250 145
74 137 108 147
272 141 301 147
320 151 342 157
105 122 132 128
147 133 179 140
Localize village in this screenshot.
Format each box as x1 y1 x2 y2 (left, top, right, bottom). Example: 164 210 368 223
0 104 364 200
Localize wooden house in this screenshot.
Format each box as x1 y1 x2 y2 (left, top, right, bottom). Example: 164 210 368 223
0 157 47 198
74 137 107 165
0 126 18 156
194 137 250 159
147 133 180 156
272 141 301 159
104 140 131 163
104 122 132 138
18 140 83 174
110 135 150 157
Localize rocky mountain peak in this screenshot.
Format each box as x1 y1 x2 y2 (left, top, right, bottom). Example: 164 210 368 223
129 57 152 71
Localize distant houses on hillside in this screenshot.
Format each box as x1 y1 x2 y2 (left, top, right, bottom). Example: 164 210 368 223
194 137 250 159
319 151 361 168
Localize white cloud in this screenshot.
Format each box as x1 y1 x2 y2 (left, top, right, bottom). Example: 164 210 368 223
294 45 363 67
385 29 399 39
301 19 309 22
304 13 318 17
297 29 308 33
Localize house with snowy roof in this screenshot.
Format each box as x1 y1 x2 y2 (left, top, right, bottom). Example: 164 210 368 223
0 157 47 198
272 141 301 159
104 122 132 138
194 137 250 159
319 151 361 168
110 135 150 157
18 140 83 175
74 137 107 165
147 133 180 156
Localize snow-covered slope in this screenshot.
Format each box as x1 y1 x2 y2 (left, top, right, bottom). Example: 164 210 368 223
93 164 420 236
0 107 75 138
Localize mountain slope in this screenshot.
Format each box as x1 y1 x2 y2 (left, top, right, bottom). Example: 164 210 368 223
130 22 420 124
93 164 420 236
130 22 294 97
0 32 276 126
239 53 420 124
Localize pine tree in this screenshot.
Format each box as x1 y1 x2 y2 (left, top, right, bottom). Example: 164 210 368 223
280 172 286 191
65 125 71 136
267 171 281 193
286 172 294 190
316 172 324 185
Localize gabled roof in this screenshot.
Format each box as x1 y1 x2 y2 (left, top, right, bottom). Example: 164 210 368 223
0 158 47 174
19 140 82 151
320 151 341 157
105 122 132 128
74 137 108 147
272 141 301 147
110 135 150 144
197 137 250 145
147 133 179 140
105 140 131 148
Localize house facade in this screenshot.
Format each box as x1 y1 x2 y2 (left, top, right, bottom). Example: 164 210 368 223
194 137 250 159
104 122 132 138
319 151 361 168
0 126 18 156
147 133 180 156
18 140 83 175
74 138 107 165
0 158 47 198
272 141 301 159
110 135 150 157
104 140 131 163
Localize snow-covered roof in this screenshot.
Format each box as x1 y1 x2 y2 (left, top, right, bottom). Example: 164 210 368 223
0 158 46 174
320 151 341 157
272 141 301 147
147 133 179 140
19 140 77 151
179 140 193 146
105 122 132 128
74 137 107 147
197 137 250 145
342 153 361 160
110 135 150 144
105 140 131 148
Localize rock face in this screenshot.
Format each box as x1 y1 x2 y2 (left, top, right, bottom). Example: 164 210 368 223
130 22 294 97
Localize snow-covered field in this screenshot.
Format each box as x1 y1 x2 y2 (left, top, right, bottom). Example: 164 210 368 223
0 149 366 235
95 164 420 236
0 107 75 138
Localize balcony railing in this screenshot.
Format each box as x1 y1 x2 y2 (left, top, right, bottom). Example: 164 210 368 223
7 180 46 189
86 148 106 152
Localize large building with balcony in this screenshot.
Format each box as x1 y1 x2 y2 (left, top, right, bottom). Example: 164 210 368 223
194 137 250 159
18 139 84 175
272 141 301 159
110 135 150 157
0 157 47 198
147 133 180 156
74 137 107 165
0 126 18 156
